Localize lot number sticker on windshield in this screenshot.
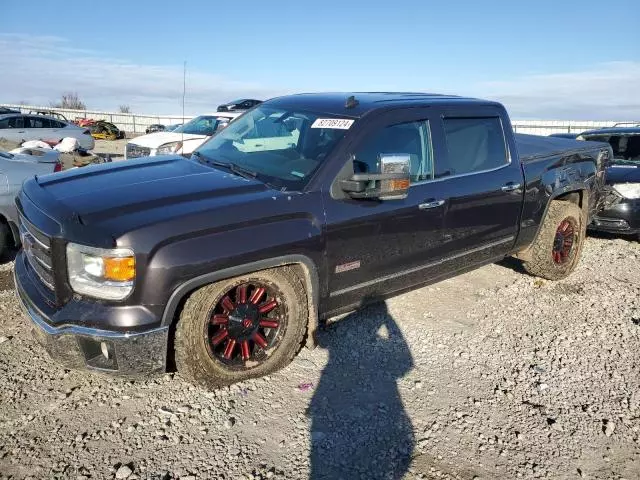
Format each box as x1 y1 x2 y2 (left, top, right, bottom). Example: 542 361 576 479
311 118 355 129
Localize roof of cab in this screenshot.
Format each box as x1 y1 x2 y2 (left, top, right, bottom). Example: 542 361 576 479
265 92 502 117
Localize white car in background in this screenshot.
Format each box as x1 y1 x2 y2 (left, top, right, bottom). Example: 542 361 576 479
125 112 242 159
0 113 95 150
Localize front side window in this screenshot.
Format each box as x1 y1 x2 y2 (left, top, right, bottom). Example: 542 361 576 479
196 106 351 190
353 121 433 183
26 116 51 128
440 117 508 178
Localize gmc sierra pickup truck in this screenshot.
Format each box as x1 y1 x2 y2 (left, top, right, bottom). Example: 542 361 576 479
14 93 609 388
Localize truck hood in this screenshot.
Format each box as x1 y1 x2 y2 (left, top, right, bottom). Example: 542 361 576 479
32 156 270 228
128 131 207 148
606 163 640 184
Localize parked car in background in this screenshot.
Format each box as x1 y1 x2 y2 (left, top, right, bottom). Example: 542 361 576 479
146 124 166 134
14 92 608 387
125 112 241 159
549 132 580 139
166 123 182 131
217 99 262 112
0 107 20 114
578 126 640 239
0 113 94 150
29 110 70 123
0 148 62 257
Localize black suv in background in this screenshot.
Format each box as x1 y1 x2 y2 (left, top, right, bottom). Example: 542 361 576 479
578 126 640 239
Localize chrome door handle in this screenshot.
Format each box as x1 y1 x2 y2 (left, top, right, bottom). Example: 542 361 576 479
501 183 521 192
418 199 445 210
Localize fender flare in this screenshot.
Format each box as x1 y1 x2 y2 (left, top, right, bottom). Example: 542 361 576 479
516 186 589 261
160 254 321 347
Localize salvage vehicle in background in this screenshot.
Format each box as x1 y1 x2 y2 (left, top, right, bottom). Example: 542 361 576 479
145 124 166 134
14 93 608 388
29 110 70 123
88 120 125 140
0 113 94 150
0 148 62 257
578 126 640 239
125 112 241 159
217 99 262 112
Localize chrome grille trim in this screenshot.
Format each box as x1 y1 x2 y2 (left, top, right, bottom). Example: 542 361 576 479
19 215 54 291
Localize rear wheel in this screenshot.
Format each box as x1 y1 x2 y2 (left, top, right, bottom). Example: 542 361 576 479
522 201 585 280
175 267 308 388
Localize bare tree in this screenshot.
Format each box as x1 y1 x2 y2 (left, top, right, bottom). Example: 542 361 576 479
50 92 86 110
119 105 131 113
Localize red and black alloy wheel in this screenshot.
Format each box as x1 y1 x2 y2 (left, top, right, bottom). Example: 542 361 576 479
205 282 285 369
552 218 576 265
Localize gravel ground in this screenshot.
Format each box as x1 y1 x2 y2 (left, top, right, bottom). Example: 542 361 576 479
92 139 128 160
1 235 639 480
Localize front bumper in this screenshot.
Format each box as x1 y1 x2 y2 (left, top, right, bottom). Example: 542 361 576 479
14 254 169 376
589 199 640 235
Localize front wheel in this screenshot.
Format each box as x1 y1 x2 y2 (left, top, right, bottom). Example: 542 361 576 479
174 267 308 389
522 201 585 280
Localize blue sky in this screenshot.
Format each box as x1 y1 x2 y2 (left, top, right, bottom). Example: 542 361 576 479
1 0 638 119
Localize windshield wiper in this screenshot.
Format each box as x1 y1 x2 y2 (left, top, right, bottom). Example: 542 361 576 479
193 151 258 180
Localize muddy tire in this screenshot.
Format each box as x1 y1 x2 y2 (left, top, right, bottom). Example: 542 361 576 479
523 201 585 280
175 267 308 389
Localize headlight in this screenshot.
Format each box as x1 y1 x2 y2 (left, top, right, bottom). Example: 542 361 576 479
613 183 640 199
156 141 182 155
66 243 135 300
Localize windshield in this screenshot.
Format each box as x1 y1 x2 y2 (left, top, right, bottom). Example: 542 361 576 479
195 106 353 190
173 115 231 136
583 133 640 164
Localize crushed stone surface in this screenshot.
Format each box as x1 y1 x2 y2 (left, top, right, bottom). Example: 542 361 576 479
1 236 639 479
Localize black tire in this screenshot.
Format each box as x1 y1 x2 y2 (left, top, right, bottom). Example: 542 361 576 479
0 222 10 261
175 267 308 389
523 201 585 280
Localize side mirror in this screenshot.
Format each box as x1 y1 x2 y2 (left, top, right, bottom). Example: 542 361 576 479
341 153 411 200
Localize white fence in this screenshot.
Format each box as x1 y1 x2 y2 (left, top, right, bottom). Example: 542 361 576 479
0 104 194 134
1 103 635 136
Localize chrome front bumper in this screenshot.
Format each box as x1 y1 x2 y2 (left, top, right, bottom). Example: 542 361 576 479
15 267 169 377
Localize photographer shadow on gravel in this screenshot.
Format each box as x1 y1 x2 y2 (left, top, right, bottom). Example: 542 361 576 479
309 299 415 479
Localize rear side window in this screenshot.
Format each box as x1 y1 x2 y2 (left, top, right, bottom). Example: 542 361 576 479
439 117 508 178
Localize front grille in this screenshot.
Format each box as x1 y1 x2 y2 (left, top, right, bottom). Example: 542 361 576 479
19 215 55 290
126 143 151 159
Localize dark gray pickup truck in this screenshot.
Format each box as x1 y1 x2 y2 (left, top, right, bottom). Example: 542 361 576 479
13 93 609 388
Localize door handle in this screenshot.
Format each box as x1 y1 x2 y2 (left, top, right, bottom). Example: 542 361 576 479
501 182 522 192
418 199 445 210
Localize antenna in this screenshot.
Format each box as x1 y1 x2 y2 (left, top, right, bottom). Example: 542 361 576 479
182 61 186 148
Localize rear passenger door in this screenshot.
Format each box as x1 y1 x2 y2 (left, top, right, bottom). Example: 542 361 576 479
434 107 524 268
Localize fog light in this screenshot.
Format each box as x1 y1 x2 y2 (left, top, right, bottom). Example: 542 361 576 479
101 341 110 359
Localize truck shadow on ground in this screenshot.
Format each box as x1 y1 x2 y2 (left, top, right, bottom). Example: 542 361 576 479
309 300 414 479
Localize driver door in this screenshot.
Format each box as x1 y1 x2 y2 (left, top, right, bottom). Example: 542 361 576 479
323 108 451 313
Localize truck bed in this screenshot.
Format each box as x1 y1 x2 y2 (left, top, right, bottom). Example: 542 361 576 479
515 133 607 162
